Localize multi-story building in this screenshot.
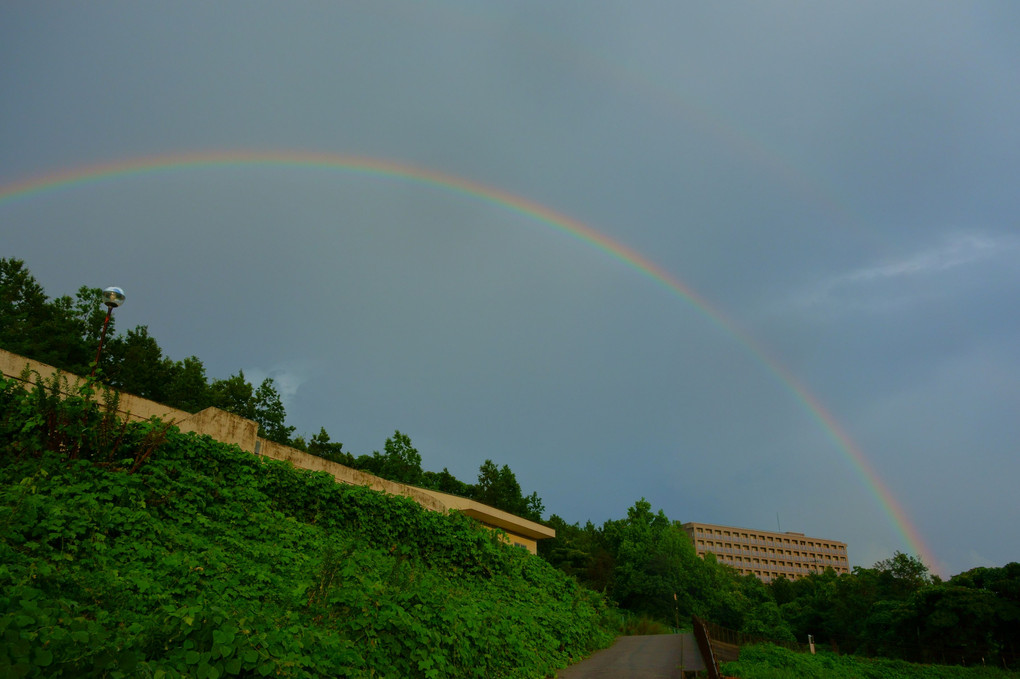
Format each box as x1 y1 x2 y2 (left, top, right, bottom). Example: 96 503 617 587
681 522 850 582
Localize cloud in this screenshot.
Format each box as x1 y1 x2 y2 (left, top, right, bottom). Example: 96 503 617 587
783 231 1018 316
243 360 317 412
843 233 1005 282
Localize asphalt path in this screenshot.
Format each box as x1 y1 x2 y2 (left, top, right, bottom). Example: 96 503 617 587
553 633 705 678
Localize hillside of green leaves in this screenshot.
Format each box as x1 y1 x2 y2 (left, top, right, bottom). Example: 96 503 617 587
0 375 614 678
722 644 1017 679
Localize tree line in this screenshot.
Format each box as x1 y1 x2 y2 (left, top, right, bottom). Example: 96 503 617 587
0 257 544 521
540 505 1019 667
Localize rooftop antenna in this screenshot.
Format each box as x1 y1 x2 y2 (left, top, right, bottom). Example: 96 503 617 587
776 512 782 532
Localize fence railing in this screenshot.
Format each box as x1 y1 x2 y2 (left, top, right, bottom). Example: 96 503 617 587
691 616 722 679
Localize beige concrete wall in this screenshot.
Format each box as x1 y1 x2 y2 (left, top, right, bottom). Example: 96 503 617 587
256 438 447 514
181 408 259 452
2 349 192 426
1 350 253 447
2 348 553 553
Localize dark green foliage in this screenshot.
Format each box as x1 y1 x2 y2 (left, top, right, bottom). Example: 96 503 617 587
769 555 1020 668
540 499 799 641
0 259 108 374
290 427 354 466
375 430 424 486
0 258 48 354
723 643 1017 679
207 372 294 443
251 377 295 444
472 459 543 522
1 258 298 444
163 356 212 414
0 378 613 678
420 467 473 497
104 325 174 403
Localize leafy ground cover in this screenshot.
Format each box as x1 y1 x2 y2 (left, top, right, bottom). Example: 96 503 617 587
722 643 1018 679
0 376 613 678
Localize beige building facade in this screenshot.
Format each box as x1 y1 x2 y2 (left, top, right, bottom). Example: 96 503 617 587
2 348 554 553
682 521 849 582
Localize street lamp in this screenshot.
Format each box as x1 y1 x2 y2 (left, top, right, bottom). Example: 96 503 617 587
89 287 125 377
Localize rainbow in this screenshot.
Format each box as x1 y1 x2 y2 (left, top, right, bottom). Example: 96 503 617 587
0 150 937 569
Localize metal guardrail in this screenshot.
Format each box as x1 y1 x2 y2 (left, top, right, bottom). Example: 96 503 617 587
693 615 813 678
691 616 722 679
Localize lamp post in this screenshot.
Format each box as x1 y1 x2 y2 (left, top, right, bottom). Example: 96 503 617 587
89 287 125 377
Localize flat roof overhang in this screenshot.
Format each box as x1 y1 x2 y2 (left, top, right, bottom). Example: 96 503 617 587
417 489 555 541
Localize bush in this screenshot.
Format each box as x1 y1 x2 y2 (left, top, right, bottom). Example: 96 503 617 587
0 377 614 678
722 643 1018 679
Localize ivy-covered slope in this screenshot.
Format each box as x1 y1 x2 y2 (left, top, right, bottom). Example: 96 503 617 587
0 377 613 678
722 643 1018 679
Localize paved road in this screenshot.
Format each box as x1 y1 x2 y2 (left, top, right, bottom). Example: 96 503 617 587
554 633 705 678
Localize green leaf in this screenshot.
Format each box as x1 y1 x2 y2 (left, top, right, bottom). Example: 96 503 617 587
34 648 54 667
9 662 32 679
212 628 235 645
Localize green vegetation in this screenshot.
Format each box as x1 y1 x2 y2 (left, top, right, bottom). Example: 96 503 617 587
769 556 1020 667
0 257 294 444
5 256 1020 675
0 375 613 678
541 507 1020 670
723 643 1016 679
541 501 798 641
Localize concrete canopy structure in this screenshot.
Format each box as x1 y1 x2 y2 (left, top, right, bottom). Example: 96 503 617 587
682 521 849 582
419 489 554 553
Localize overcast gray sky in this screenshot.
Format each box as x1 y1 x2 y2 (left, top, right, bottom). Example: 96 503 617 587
3 2 1018 577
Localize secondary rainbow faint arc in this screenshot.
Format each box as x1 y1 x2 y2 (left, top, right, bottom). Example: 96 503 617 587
0 150 937 568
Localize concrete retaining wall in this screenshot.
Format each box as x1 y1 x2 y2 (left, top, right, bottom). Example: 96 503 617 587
1 348 552 552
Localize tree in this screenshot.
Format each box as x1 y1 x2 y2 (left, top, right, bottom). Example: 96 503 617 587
209 372 256 419
874 551 933 600
0 257 49 357
524 491 545 522
208 372 293 443
949 563 1020 667
105 325 173 402
253 377 294 444
472 459 544 521
421 467 473 497
296 427 353 466
909 585 999 665
0 260 108 373
603 499 701 622
374 430 423 485
164 356 211 413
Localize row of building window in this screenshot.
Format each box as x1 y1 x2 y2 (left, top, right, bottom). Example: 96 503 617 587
699 548 847 567
695 542 849 561
682 523 850 583
701 538 844 554
693 530 846 553
716 558 847 576
712 554 848 569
